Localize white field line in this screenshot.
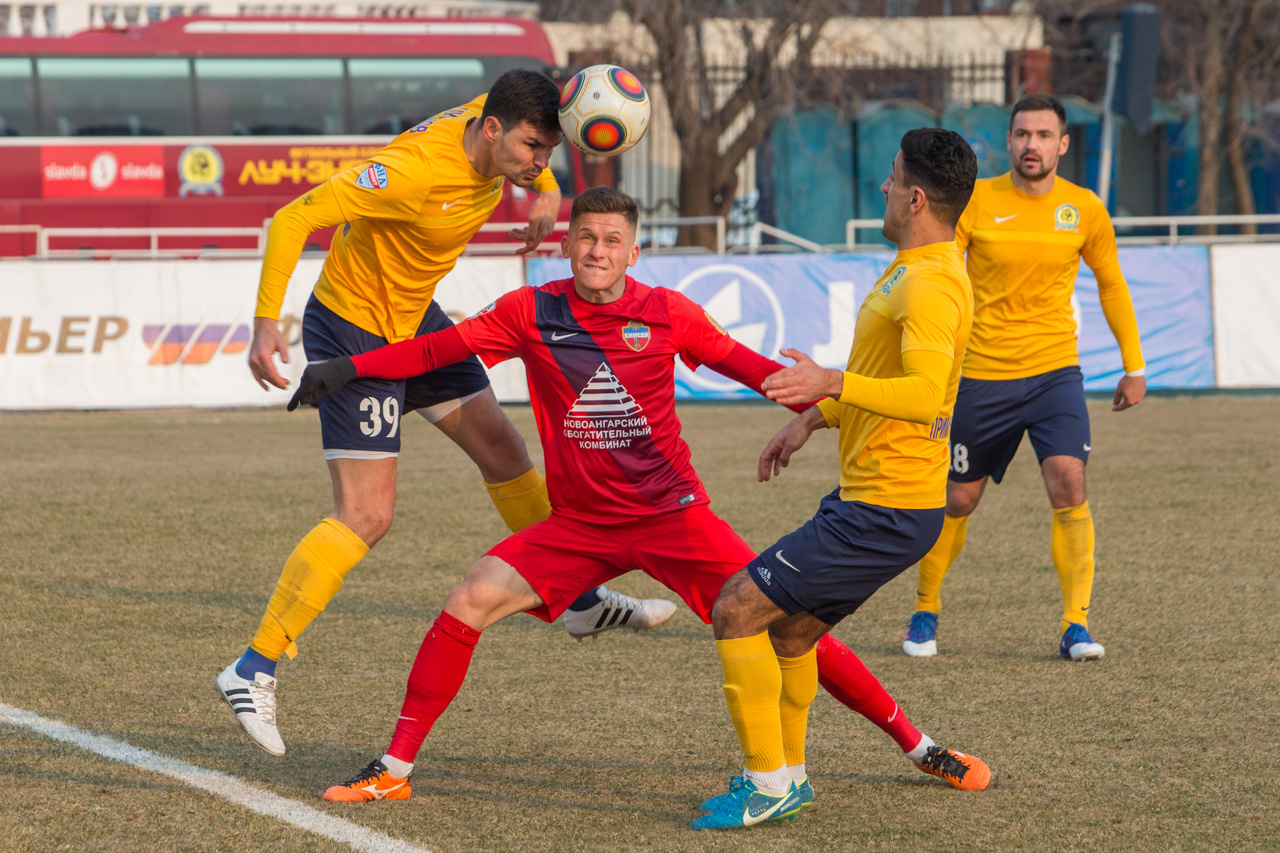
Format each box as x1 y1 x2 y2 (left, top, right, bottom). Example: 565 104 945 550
0 702 429 853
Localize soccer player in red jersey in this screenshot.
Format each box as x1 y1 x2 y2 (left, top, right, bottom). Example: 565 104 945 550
289 187 985 806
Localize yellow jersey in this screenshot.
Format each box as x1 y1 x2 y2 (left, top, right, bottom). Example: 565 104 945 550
817 241 973 510
955 173 1143 380
255 95 559 342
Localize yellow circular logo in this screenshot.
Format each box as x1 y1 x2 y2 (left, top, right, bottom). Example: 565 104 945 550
1054 203 1080 232
178 145 224 197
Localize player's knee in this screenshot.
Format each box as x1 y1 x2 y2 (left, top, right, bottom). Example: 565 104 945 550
946 486 982 517
335 506 393 546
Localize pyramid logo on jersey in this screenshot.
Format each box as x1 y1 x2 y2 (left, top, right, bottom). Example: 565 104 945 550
568 363 643 419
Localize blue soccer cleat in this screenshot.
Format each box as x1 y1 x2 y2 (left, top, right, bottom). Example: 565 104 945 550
1060 622 1105 661
700 775 814 817
691 778 802 830
903 611 939 657
793 776 814 812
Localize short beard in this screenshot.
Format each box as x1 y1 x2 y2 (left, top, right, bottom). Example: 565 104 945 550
1015 158 1054 182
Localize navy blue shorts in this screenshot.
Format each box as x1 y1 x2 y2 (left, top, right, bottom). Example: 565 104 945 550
301 295 490 457
949 365 1091 484
747 489 945 625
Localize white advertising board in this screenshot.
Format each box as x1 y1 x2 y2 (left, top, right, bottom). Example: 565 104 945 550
0 256 529 410
1211 245 1280 388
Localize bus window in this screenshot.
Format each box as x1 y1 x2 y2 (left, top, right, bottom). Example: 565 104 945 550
36 57 192 136
195 57 344 135
348 57 485 135
0 58 35 136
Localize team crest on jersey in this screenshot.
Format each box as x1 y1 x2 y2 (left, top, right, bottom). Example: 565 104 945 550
621 321 651 352
355 163 389 190
881 266 906 295
1054 203 1080 232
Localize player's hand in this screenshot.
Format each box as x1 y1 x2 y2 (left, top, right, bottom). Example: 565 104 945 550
1113 374 1146 411
758 409 824 482
287 357 357 411
248 317 290 391
509 214 555 255
762 349 843 406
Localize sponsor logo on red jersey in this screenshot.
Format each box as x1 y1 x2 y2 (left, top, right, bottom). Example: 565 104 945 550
621 321 651 352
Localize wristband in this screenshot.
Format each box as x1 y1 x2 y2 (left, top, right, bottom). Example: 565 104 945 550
1124 367 1145 378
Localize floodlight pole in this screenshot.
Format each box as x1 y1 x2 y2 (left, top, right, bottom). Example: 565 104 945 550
1098 31 1121 210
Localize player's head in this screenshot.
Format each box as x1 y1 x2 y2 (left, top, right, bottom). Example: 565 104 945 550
480 69 563 188
881 128 977 242
563 187 640 301
1008 94 1069 182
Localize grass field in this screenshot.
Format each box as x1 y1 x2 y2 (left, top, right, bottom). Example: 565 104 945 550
2 396 1278 852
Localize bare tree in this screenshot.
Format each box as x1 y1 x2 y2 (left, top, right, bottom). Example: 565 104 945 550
620 0 842 248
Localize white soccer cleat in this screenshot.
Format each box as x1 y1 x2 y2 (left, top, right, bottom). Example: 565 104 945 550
562 585 678 640
1059 623 1105 661
215 662 286 757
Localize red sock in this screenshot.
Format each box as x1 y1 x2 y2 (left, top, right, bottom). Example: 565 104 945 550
815 634 923 753
386 611 482 763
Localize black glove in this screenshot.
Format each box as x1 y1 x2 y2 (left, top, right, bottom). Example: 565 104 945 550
287 356 358 410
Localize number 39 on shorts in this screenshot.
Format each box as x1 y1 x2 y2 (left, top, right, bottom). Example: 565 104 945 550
951 442 969 474
359 395 400 438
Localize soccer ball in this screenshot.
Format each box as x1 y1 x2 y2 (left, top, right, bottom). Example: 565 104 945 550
558 64 651 157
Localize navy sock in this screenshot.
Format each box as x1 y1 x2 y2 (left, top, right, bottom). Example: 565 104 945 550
235 647 278 680
567 586 604 612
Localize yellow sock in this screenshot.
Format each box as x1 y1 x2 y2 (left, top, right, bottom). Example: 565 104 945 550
250 518 369 660
484 467 552 533
913 514 969 614
716 633 785 774
1052 501 1095 633
777 648 818 770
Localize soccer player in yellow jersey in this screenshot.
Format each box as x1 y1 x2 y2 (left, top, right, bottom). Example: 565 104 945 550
694 129 989 831
901 95 1146 662
216 71 672 758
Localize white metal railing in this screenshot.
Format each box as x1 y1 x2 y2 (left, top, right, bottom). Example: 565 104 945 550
847 213 1280 249
469 216 729 256
32 226 267 258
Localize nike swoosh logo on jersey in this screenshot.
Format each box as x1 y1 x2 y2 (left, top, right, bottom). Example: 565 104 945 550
1083 443 1092 451
994 214 1018 223
441 198 466 210
551 331 578 340
361 780 406 797
775 550 801 572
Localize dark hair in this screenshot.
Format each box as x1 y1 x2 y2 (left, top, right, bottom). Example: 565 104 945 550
481 69 561 136
570 186 639 230
899 128 978 228
1010 94 1068 132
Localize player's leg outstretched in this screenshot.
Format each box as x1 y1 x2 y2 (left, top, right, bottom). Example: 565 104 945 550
324 554 541 802
217 457 391 757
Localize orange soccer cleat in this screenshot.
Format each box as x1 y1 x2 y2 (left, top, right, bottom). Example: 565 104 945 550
914 745 991 791
322 760 412 802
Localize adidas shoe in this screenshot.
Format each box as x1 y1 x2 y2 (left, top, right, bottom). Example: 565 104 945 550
322 760 412 802
691 778 802 830
215 662 285 757
902 611 938 657
562 585 678 639
914 745 991 791
1060 622 1105 661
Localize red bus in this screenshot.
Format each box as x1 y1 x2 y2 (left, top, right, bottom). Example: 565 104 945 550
0 16 584 256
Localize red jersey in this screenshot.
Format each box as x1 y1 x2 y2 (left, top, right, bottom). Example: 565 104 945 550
457 277 736 524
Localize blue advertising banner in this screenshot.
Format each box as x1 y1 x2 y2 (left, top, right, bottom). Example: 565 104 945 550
1075 245 1214 390
527 245 1214 398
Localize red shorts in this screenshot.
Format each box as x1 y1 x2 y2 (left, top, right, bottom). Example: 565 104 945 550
486 505 757 624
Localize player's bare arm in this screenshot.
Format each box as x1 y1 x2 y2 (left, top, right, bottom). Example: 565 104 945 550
762 348 844 406
248 316 291 391
758 405 828 482
509 188 561 254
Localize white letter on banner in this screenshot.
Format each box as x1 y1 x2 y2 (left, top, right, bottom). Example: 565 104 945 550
813 281 856 367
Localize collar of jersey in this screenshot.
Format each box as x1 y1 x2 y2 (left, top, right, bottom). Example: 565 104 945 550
892 241 958 265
